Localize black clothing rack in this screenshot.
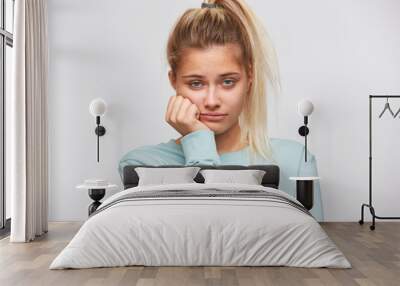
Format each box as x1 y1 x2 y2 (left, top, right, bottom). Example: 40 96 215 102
359 95 400 230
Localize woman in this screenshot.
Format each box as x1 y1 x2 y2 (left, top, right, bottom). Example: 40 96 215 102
119 0 323 221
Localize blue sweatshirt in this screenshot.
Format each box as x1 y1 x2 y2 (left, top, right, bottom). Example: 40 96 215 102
118 129 324 221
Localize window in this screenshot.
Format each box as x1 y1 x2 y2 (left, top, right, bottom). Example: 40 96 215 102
0 0 14 235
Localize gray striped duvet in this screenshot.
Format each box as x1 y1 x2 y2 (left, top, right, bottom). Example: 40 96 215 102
50 183 351 269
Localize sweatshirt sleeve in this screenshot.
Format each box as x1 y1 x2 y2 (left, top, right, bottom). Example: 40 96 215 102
180 129 221 166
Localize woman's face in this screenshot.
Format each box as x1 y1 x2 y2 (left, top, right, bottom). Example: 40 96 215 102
168 43 252 135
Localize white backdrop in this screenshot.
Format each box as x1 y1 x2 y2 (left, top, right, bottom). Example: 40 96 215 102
47 0 400 221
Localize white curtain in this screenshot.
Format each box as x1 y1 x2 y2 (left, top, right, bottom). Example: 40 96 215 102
7 0 49 242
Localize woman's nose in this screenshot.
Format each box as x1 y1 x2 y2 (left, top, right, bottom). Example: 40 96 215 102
204 86 221 108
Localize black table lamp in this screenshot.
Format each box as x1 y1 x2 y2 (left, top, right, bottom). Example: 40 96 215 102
297 99 314 162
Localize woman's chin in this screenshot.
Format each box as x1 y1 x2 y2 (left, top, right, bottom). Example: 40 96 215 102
201 120 233 135
202 121 219 129
203 124 226 135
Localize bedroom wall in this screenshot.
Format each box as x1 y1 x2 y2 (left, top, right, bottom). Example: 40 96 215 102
47 0 400 221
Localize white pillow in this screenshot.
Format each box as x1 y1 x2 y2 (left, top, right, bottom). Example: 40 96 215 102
200 169 266 185
135 167 201 186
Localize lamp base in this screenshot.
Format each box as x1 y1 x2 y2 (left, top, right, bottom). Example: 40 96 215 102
95 126 106 136
298 126 309 136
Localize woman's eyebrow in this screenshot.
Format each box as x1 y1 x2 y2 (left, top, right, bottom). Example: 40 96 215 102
219 72 241 77
182 74 204 78
182 72 241 78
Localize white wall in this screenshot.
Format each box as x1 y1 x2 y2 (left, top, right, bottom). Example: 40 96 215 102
48 0 400 221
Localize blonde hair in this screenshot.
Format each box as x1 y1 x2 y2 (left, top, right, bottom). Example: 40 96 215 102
166 0 280 163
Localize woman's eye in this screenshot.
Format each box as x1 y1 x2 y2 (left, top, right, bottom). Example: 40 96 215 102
190 81 203 88
223 79 236 87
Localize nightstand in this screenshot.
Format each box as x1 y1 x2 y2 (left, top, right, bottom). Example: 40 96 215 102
289 176 320 210
76 180 118 216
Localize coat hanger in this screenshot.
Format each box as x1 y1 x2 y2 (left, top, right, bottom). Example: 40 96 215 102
378 97 395 118
394 106 400 118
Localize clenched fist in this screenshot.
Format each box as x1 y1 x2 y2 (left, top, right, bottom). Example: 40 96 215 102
165 94 210 137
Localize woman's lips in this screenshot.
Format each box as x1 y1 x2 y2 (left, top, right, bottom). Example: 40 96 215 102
200 113 227 122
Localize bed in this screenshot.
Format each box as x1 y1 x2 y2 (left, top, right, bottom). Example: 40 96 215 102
49 164 351 269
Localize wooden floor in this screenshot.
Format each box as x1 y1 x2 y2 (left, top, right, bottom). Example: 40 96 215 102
0 222 399 286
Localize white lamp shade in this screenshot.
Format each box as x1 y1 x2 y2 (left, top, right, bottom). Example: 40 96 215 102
89 98 107 117
297 99 314 116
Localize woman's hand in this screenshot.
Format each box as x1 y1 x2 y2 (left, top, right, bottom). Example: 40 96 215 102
165 94 210 136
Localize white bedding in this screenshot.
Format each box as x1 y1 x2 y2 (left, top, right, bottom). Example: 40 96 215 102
49 183 351 269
